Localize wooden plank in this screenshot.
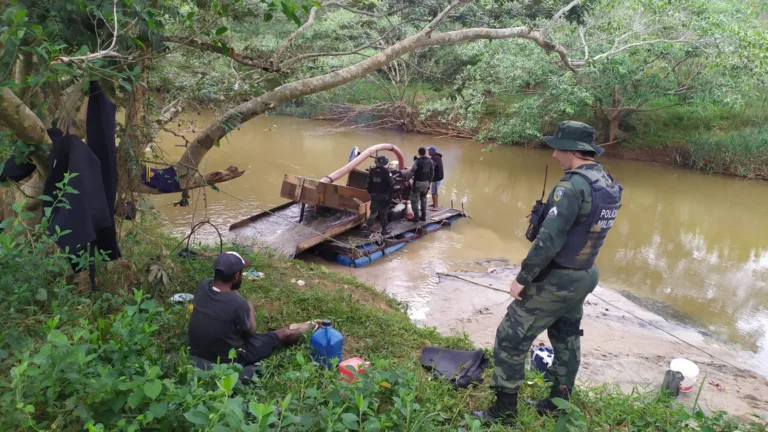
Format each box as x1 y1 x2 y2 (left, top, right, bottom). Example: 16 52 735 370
281 174 370 214
228 201 296 231
296 214 366 252
294 177 305 201
429 210 462 223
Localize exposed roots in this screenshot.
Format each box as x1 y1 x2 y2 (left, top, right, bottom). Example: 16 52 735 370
312 102 476 139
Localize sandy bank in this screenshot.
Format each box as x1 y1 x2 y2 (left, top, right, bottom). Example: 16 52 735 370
419 264 768 421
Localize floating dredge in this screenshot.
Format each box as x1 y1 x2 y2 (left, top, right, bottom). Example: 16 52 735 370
229 144 467 267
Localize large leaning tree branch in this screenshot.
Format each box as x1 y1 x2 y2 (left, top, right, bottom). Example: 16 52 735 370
173 0 579 182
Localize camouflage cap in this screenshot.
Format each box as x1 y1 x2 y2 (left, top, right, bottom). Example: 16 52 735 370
374 155 389 167
542 121 604 156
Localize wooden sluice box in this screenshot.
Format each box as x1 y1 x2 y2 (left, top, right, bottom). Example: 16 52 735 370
228 161 467 264
228 174 371 258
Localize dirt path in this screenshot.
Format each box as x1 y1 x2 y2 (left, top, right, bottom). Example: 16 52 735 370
423 265 768 421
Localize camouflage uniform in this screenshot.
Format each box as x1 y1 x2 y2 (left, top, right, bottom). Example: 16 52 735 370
477 121 622 425
491 165 611 395
410 155 434 220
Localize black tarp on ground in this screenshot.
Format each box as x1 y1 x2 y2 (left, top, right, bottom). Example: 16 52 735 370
419 347 489 389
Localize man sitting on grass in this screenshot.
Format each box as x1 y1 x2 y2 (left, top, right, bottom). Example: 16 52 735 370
188 251 304 365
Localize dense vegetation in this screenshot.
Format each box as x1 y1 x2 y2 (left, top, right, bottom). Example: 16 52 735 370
1 207 767 430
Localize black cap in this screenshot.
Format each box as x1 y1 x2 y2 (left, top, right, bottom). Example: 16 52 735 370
213 251 251 275
321 319 332 327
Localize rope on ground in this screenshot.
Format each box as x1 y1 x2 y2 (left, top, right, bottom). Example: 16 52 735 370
437 272 510 294
439 272 755 376
587 291 754 376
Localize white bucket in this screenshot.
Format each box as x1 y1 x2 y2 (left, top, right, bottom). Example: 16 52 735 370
670 358 699 393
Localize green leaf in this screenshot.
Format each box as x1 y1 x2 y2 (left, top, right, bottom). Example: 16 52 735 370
340 413 359 430
35 288 48 301
363 419 381 431
149 401 168 418
127 389 144 409
551 397 571 410
215 26 228 36
14 9 27 24
111 395 126 412
144 379 162 400
48 330 69 346
119 80 132 91
184 408 210 426
264 12 273 22
280 414 300 426
222 372 239 393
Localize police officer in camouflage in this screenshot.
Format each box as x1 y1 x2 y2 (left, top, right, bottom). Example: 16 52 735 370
409 147 434 222
363 155 395 235
475 121 623 425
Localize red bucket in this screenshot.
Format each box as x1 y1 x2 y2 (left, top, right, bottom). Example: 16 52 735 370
339 357 369 383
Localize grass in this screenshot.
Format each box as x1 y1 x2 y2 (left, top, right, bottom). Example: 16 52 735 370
2 215 767 430
684 126 768 178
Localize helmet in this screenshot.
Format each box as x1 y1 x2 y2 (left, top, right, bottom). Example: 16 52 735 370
375 155 389 167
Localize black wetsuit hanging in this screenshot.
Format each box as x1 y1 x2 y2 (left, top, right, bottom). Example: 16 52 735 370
42 81 121 289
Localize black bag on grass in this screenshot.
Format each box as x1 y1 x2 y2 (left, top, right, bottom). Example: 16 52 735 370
419 347 488 389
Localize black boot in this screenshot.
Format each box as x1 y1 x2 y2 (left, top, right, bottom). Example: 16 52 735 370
473 392 518 426
419 212 427 222
533 383 571 417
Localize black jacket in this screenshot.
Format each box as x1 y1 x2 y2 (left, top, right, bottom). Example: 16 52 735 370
42 81 120 274
367 166 394 198
431 153 444 182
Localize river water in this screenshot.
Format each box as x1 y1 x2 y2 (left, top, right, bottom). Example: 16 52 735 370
154 114 768 366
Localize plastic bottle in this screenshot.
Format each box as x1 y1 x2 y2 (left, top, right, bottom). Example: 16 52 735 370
310 319 343 369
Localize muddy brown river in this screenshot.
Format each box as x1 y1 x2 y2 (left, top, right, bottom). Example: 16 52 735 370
154 114 768 370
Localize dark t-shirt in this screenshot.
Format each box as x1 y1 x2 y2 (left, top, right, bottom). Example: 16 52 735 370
188 279 252 362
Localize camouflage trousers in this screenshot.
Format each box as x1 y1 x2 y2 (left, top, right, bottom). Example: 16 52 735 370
411 181 430 218
491 265 599 395
366 197 390 230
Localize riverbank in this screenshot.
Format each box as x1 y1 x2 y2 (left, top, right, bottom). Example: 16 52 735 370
2 218 766 430
275 91 768 180
424 264 768 421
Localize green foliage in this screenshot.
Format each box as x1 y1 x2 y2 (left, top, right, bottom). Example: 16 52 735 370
0 173 85 306
686 126 768 178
